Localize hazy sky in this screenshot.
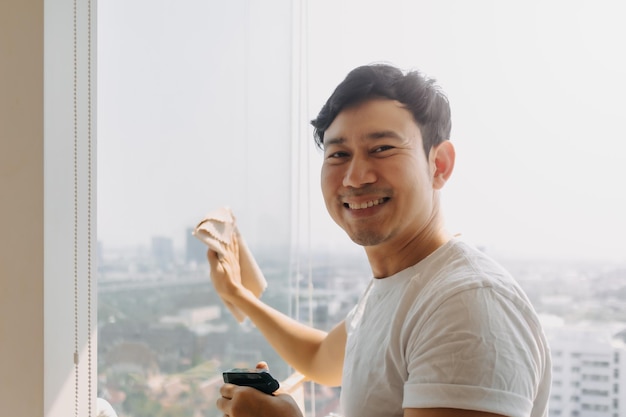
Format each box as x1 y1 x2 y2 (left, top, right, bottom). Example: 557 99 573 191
98 0 626 263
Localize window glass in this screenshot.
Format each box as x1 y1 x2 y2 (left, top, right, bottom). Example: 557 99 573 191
99 2 626 417
98 2 298 416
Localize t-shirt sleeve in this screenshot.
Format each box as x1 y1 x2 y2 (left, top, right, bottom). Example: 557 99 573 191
402 287 547 417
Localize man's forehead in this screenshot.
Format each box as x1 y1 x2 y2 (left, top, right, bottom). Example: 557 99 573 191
324 100 421 146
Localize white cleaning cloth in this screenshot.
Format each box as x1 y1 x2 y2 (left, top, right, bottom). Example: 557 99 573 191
192 207 267 322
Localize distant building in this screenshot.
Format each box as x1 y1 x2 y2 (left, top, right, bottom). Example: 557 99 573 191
152 236 175 271
160 305 227 335
186 227 207 266
545 318 626 417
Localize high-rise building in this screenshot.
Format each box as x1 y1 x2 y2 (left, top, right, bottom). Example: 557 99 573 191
186 227 207 265
546 320 626 417
151 236 175 271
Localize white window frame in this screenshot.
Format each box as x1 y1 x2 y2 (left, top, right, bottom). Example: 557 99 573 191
44 0 97 415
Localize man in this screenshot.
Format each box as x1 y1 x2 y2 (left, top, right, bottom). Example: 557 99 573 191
208 64 551 417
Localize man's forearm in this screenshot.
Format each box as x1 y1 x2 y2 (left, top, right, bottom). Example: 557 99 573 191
231 287 343 386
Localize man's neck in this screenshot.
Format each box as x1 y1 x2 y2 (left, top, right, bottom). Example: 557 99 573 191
365 229 451 278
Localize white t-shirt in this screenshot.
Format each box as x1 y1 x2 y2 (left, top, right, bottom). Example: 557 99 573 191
340 239 551 417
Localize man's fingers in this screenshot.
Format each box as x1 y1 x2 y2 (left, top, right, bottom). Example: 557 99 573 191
207 249 219 263
255 361 269 371
219 383 235 399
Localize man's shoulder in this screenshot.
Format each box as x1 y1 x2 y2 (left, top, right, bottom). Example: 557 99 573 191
415 238 525 303
421 239 509 280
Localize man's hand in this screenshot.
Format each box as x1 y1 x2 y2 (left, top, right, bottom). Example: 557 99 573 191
206 234 243 303
217 383 303 417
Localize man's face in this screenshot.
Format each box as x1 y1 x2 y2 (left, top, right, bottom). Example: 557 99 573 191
320 99 438 248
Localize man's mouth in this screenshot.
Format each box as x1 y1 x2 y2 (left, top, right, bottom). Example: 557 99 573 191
344 198 388 210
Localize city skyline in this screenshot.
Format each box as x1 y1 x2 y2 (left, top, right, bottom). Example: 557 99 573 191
96 230 626 417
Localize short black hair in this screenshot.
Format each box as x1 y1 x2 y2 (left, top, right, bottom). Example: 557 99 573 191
311 63 452 157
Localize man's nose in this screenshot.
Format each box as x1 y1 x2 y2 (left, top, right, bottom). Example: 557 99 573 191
343 155 376 188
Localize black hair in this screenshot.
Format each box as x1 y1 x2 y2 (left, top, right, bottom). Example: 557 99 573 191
311 63 452 157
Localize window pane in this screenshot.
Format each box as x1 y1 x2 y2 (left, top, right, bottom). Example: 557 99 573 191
99 2 626 417
98 2 296 416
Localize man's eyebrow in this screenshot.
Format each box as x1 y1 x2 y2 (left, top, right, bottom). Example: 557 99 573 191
366 130 403 140
323 137 345 147
324 130 402 147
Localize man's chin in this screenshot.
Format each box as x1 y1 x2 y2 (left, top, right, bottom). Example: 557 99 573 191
347 230 385 247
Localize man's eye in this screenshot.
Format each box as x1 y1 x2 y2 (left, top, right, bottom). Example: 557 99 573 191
373 145 393 153
327 151 349 159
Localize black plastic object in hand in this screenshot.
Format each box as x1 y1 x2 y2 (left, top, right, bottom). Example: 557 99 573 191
223 368 280 394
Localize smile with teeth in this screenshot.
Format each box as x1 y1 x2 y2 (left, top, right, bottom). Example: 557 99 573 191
345 198 388 210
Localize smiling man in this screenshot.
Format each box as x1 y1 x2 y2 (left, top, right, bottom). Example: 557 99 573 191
319 98 453 277
209 64 551 417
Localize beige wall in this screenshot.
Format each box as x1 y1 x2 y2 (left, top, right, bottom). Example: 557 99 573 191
0 0 44 415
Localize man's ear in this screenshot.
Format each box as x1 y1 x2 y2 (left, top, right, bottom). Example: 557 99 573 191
430 141 455 190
